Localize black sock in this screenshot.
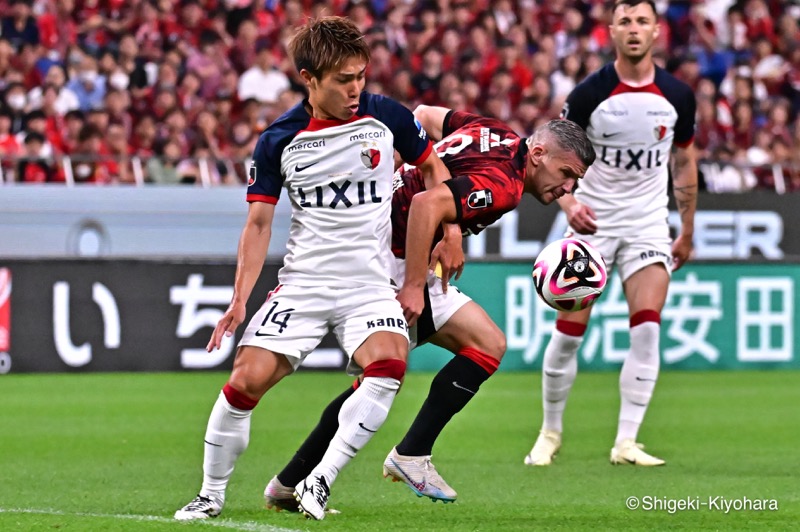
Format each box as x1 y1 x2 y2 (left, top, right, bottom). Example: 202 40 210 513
276 384 356 487
396 355 491 456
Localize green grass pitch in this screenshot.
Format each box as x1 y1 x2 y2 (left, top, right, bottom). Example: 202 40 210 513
1 370 797 531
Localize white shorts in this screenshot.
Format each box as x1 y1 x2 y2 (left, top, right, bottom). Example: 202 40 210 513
391 257 472 349
567 224 673 283
239 284 409 374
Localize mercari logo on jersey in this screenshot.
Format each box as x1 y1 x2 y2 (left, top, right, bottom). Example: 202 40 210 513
287 139 326 152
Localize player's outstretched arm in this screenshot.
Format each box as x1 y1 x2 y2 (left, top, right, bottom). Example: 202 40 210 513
413 105 451 142
398 184 458 326
207 201 276 352
670 143 698 271
414 147 462 291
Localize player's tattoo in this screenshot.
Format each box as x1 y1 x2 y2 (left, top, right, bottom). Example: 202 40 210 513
673 184 697 217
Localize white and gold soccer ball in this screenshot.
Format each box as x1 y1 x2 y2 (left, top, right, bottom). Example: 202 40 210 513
532 238 607 312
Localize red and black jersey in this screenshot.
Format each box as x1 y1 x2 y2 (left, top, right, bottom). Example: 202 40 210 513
392 111 527 258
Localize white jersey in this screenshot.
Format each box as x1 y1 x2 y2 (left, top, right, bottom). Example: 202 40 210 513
247 92 432 288
562 64 695 235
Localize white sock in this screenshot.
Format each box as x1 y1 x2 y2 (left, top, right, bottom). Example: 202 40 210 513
308 376 400 488
617 320 660 445
199 391 252 502
541 329 582 433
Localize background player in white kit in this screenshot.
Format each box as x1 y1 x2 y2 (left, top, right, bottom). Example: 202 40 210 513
525 0 698 467
174 16 453 521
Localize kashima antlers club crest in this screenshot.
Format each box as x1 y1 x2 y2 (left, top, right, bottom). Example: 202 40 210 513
360 142 381 170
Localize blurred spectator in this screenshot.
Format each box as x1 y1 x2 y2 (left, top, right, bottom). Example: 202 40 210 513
103 89 132 135
60 123 109 183
27 65 79 114
412 46 444 105
14 41 45 90
66 54 106 111
731 99 756 152
228 18 259 74
742 0 774 44
16 131 54 182
0 108 21 176
161 107 191 155
105 120 134 184
38 0 78 58
53 108 85 154
130 113 157 156
552 6 583 59
16 108 53 157
147 138 182 184
551 53 580 101
703 144 757 192
227 118 255 183
4 81 29 130
752 37 788 96
135 0 167 63
186 29 234 100
176 139 221 185
236 37 289 104
2 0 40 51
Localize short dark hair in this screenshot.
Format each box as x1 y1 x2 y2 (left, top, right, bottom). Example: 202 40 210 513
613 0 658 19
531 120 596 168
24 131 45 144
288 16 370 78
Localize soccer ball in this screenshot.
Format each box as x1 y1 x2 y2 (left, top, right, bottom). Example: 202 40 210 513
532 238 607 312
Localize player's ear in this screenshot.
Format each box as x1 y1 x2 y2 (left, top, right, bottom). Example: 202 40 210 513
299 69 316 88
529 144 545 166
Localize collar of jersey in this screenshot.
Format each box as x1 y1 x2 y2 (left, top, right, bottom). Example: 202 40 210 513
304 110 364 132
515 137 529 169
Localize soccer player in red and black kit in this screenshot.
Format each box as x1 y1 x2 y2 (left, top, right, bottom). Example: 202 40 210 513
262 106 596 507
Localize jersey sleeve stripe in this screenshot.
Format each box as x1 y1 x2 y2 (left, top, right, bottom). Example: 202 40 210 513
674 136 694 148
246 193 279 204
443 179 463 222
407 141 433 167
442 109 456 138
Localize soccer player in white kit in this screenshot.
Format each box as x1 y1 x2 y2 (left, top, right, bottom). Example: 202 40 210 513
174 16 452 521
525 0 698 467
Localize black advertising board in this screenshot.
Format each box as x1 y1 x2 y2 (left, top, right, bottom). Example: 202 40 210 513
0 260 346 373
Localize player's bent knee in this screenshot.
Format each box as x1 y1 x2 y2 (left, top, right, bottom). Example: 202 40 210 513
486 329 507 360
229 346 292 399
363 358 407 381
458 347 501 375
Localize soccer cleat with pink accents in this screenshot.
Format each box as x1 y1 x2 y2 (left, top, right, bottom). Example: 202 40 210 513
382 447 457 503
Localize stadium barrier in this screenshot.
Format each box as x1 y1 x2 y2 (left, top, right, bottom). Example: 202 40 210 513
0 260 796 374
1 187 799 261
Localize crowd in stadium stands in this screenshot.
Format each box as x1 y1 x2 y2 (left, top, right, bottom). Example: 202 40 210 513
0 0 798 190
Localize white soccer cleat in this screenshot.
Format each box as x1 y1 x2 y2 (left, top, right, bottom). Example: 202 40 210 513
295 475 330 520
524 429 562 466
264 475 300 512
174 494 223 520
382 447 457 503
610 439 665 466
